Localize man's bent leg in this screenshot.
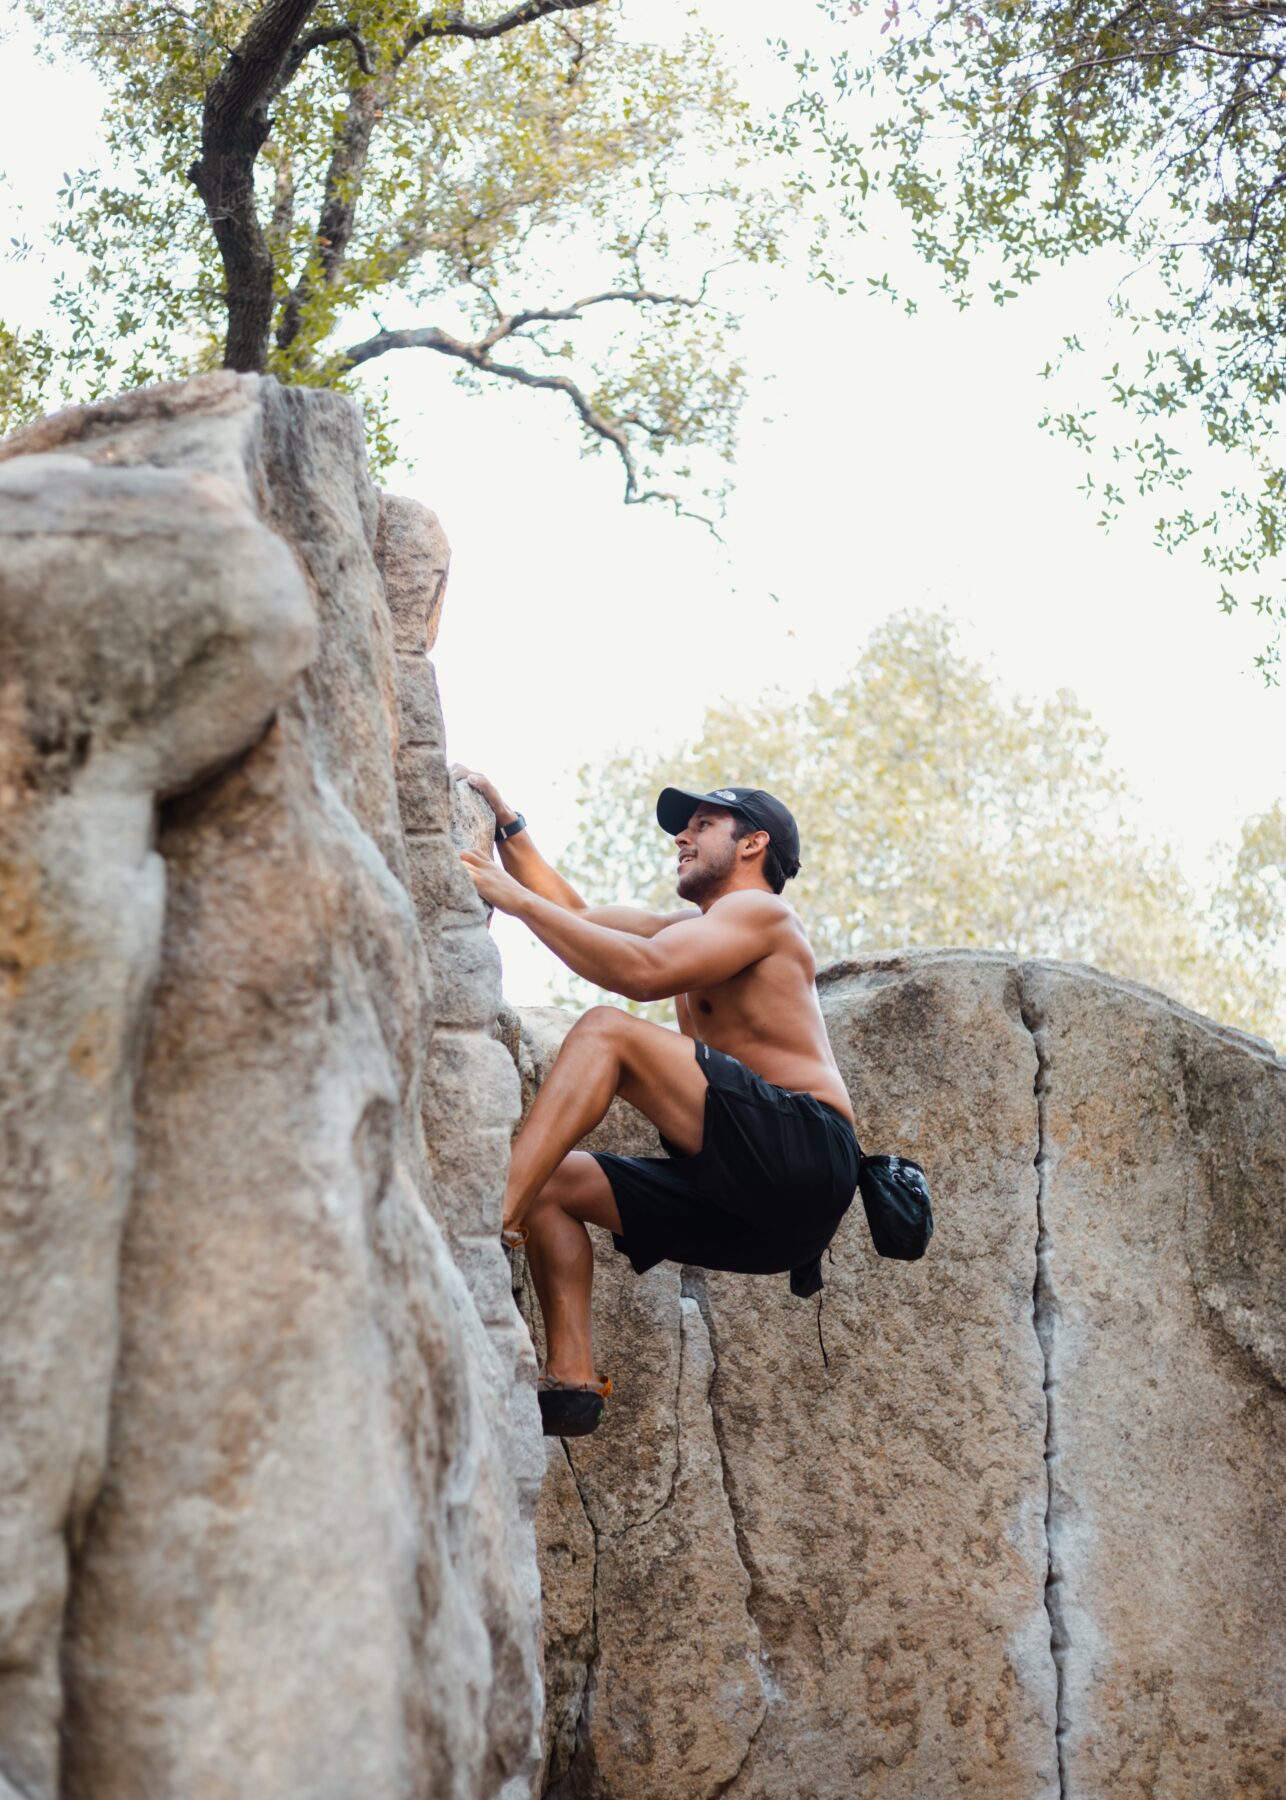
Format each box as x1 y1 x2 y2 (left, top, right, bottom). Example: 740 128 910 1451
523 1151 621 1386
504 1007 708 1232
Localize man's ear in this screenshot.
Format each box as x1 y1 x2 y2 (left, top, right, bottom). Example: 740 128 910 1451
739 828 770 860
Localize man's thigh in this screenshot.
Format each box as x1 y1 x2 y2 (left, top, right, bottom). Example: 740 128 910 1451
606 1013 707 1156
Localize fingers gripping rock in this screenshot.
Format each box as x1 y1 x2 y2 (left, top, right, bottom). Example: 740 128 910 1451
451 775 497 863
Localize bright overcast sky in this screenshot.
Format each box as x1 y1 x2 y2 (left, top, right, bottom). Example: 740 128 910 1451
3 0 1282 1005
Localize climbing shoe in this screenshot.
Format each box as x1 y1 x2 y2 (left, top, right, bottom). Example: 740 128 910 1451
537 1374 611 1439
500 1225 528 1254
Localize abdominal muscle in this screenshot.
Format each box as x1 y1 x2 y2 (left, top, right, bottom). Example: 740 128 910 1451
675 952 855 1127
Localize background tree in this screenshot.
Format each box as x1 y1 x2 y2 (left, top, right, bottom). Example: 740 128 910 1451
7 0 794 506
561 611 1283 1045
768 1 1286 677
1208 798 1286 1022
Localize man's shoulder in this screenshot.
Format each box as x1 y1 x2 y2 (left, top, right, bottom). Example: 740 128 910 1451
707 890 813 971
707 889 793 925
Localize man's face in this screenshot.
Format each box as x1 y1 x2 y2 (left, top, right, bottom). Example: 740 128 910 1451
674 806 739 901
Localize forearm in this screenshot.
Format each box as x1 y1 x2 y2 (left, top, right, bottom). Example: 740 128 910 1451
497 827 587 910
511 891 658 1000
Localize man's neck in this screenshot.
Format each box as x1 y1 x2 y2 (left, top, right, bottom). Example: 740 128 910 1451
696 875 772 915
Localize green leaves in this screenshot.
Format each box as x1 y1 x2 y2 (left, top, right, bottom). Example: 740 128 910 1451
763 0 1286 675
0 321 58 437
13 1 791 512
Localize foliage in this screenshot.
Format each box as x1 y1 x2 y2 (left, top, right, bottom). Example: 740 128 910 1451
6 1 794 505
560 611 1283 1045
1208 798 1286 1025
766 1 1286 678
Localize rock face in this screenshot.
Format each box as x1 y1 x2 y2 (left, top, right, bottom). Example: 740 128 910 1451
4 375 1283 1800
517 952 1286 1798
0 376 541 1800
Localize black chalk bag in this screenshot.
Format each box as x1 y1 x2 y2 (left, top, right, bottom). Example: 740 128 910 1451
856 1155 934 1260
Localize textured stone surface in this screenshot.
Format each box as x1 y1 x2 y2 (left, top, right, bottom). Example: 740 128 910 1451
1020 960 1286 1796
536 1444 597 1793
517 952 1286 1797
376 490 451 654
0 446 316 1800
0 375 541 1800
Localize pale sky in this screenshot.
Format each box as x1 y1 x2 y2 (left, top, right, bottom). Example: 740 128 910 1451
3 0 1282 1005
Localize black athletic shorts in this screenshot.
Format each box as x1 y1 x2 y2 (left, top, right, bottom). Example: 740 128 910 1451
590 1039 860 1299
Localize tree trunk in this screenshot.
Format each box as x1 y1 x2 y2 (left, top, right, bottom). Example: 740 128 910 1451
188 0 321 372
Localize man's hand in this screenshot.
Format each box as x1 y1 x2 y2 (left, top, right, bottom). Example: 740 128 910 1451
460 848 527 914
449 762 517 829
450 761 594 916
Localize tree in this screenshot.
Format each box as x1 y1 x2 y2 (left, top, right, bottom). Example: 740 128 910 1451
7 1 794 508
767 2 1286 678
561 611 1283 1045
1208 799 1286 1025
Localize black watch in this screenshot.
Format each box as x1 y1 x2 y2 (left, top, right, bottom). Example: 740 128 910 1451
495 812 527 843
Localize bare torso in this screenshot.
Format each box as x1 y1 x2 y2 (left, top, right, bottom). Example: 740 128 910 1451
668 896 854 1124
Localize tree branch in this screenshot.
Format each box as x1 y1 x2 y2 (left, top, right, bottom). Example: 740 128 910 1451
278 21 374 91
278 73 390 354
1055 37 1286 80
476 287 697 348
266 147 295 265
340 309 722 532
402 0 600 58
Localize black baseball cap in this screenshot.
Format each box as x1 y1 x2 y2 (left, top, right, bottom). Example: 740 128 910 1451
656 784 802 880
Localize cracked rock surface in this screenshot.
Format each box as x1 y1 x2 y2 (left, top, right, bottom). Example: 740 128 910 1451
517 951 1284 1797
0 375 541 1799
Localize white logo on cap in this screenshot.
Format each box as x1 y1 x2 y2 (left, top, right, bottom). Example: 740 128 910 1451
711 788 739 802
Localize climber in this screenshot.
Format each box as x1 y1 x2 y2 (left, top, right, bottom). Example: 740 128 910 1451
453 765 860 1440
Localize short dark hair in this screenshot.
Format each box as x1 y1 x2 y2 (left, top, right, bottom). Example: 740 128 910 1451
730 813 787 894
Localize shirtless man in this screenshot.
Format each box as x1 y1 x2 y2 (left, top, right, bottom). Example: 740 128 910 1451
456 769 860 1438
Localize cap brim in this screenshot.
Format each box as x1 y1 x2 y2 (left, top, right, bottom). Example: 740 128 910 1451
656 786 751 835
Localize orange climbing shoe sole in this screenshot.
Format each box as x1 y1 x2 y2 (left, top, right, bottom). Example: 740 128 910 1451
537 1375 611 1438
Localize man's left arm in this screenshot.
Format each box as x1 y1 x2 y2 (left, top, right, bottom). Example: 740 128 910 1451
461 852 779 1000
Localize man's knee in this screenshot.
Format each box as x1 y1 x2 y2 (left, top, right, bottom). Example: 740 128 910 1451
528 1151 591 1214
527 1151 618 1232
569 1004 629 1041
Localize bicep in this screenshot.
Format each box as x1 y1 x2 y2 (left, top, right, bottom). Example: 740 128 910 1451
643 906 775 999
581 904 697 939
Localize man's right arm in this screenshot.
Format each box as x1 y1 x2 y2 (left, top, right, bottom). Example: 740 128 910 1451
450 765 693 937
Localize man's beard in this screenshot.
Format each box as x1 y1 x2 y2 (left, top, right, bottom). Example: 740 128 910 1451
676 844 734 903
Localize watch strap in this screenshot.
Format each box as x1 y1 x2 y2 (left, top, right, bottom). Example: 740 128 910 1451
495 812 527 843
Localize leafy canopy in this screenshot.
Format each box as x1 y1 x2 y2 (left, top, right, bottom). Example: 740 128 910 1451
766 1 1286 678
7 1 795 505
562 611 1283 1045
